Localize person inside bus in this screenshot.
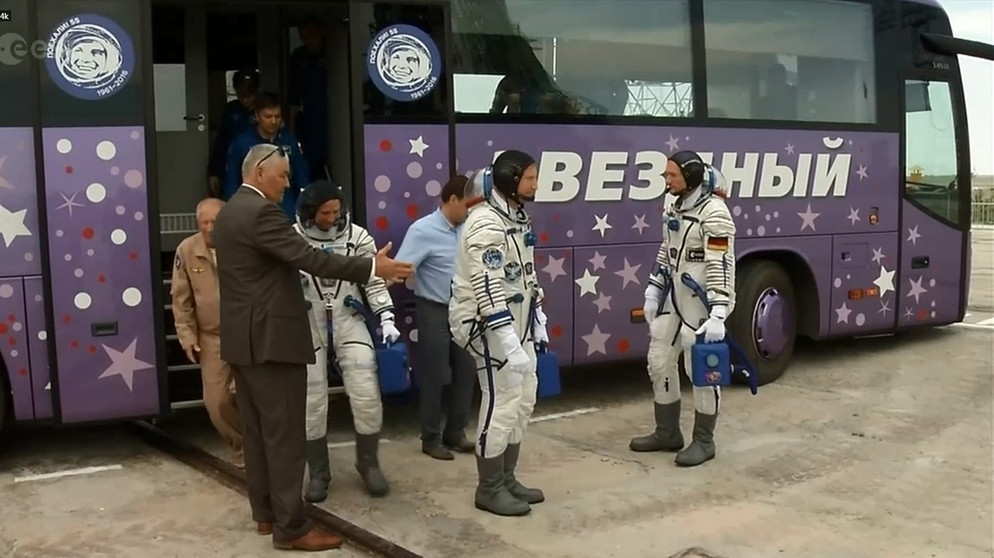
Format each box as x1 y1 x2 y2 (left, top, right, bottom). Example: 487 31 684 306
293 180 399 500
756 63 797 120
489 75 544 114
394 175 477 461
207 68 260 198
288 15 329 182
170 197 244 469
224 92 308 219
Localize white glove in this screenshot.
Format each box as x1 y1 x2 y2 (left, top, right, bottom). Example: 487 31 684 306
695 305 728 343
379 311 401 344
493 325 531 388
533 305 549 345
643 284 663 325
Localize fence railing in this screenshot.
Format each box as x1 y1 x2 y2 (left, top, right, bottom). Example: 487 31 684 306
973 202 994 226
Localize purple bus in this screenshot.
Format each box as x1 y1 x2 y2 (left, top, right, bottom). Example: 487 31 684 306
0 0 983 430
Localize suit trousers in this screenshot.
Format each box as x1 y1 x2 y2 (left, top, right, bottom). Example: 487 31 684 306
415 297 476 444
232 362 312 543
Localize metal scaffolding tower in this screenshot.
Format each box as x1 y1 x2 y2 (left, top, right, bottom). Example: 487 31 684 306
625 81 694 117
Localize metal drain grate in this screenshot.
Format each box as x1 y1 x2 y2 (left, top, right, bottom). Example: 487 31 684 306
160 213 197 234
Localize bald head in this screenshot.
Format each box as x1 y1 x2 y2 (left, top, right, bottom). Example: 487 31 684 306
196 198 224 247
241 144 290 202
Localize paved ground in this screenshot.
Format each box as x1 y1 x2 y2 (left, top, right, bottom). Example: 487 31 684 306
0 427 369 557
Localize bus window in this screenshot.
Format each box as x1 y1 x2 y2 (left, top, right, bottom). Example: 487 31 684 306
451 0 693 118
904 79 959 224
703 0 876 124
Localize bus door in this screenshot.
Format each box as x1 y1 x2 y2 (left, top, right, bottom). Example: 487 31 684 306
900 75 971 328
347 1 453 332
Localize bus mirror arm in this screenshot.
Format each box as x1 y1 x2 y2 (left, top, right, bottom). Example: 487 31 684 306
921 33 994 62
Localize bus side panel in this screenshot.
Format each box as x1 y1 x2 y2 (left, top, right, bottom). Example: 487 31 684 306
23 277 53 420
897 201 963 327
363 123 451 380
0 279 34 421
534 247 575 367
41 127 159 423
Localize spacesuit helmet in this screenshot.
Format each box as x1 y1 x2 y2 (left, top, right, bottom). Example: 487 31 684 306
489 149 538 203
296 179 349 235
666 150 728 200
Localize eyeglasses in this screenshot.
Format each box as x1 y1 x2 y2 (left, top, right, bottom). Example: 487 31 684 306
257 145 289 167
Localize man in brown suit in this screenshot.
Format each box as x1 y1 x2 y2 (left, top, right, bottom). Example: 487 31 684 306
213 144 414 551
171 198 243 468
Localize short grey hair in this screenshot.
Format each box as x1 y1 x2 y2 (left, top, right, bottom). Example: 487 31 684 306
195 197 224 220
241 143 287 180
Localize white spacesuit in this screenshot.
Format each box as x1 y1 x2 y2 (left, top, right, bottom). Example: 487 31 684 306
630 150 737 468
294 180 400 501
449 150 548 517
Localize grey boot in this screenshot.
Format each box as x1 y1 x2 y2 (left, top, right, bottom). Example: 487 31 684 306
503 444 544 504
355 433 390 497
474 453 531 516
629 401 685 452
304 439 331 503
675 412 717 467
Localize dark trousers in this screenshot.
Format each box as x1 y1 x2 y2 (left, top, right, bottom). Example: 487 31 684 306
415 297 476 444
233 362 312 543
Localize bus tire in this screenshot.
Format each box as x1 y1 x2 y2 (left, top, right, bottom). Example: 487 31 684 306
728 260 796 386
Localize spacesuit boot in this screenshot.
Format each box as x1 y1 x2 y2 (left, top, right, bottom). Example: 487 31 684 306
304 439 331 503
503 443 544 504
674 412 718 467
475 453 531 516
629 401 685 452
355 433 389 497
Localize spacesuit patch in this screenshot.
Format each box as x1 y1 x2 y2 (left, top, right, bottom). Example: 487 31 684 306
504 261 522 282
686 248 705 262
707 237 729 251
482 248 504 270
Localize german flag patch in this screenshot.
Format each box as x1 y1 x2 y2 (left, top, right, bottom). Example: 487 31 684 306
706 237 729 251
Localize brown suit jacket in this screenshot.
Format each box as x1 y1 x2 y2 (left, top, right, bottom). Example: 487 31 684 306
213 186 374 366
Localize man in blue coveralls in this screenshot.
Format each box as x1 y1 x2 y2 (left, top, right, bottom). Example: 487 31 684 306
207 68 260 197
288 16 328 182
225 91 309 218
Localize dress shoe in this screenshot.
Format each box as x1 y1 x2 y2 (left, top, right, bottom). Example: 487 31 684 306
421 441 454 461
273 527 344 551
256 522 272 535
443 432 476 454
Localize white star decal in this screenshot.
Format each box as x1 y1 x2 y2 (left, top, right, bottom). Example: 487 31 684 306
541 255 566 283
614 258 642 289
0 203 32 248
847 207 860 226
871 247 885 265
0 156 13 190
835 302 852 324
592 293 612 314
581 324 610 356
588 251 606 271
878 300 891 316
592 214 612 238
574 269 600 297
906 276 928 304
632 214 649 235
797 203 820 231
873 266 895 297
906 226 921 245
665 135 680 152
785 143 795 155
56 191 84 217
903 307 914 320
856 165 868 180
409 136 429 157
98 338 154 391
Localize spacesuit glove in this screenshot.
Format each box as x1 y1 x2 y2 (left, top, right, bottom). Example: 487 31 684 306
380 318 401 344
695 305 728 343
532 305 549 345
643 284 663 324
493 325 531 386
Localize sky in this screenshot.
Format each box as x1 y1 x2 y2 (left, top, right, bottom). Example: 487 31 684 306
945 0 994 174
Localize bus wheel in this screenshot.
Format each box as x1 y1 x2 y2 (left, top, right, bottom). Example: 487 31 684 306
729 260 796 386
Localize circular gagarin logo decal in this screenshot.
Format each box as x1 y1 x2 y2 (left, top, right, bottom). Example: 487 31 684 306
366 24 440 102
44 13 134 101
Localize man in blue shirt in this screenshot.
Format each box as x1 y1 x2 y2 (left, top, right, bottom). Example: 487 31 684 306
207 69 260 197
395 175 477 460
225 91 309 218
288 16 328 182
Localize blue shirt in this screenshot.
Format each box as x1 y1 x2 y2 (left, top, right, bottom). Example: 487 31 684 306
225 127 309 218
288 47 328 135
395 208 460 304
208 100 255 178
